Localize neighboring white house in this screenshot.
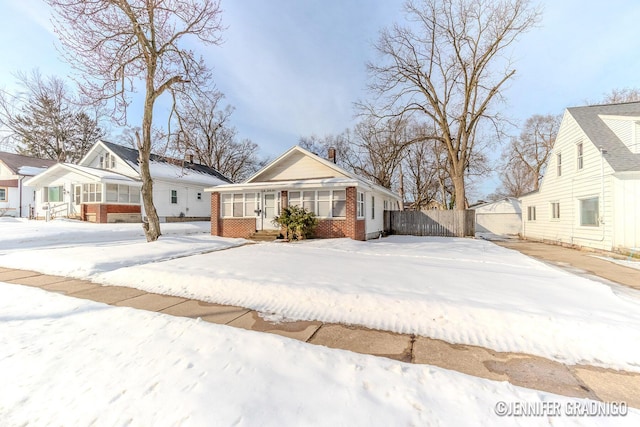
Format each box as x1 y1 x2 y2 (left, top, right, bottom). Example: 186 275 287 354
206 145 402 240
0 151 56 218
520 102 640 253
471 197 522 237
25 140 230 223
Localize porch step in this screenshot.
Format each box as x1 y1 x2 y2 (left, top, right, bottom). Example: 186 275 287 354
249 230 281 242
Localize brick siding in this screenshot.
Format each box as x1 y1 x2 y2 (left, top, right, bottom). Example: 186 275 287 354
82 204 141 223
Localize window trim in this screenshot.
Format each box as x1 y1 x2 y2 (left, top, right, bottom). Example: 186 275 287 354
289 189 346 218
170 189 178 204
0 187 7 202
556 152 562 177
576 143 584 170
527 206 536 221
221 193 259 218
371 195 375 220
550 202 560 220
579 197 599 227
356 191 365 218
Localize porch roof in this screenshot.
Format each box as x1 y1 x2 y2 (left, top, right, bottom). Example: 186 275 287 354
205 177 366 193
25 163 142 187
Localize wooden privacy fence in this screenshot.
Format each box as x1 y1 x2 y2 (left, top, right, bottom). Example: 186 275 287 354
384 210 475 237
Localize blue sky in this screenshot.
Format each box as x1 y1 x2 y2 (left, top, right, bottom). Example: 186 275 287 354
2 0 640 198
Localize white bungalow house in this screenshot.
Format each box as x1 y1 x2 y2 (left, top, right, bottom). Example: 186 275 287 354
520 102 640 253
206 145 402 240
0 151 56 218
25 140 230 223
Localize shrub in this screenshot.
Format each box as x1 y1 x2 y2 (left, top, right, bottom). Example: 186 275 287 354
272 205 318 240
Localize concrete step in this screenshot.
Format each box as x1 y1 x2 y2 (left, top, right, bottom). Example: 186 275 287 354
249 230 281 241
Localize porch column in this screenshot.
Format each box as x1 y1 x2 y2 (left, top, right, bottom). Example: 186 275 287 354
210 192 221 236
346 186 363 240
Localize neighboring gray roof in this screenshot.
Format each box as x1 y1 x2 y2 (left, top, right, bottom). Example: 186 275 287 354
100 140 232 183
567 102 640 172
0 151 57 175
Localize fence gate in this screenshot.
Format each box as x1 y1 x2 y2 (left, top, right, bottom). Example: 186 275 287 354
384 210 475 237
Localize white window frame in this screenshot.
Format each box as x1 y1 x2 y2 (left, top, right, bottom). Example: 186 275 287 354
44 185 65 203
527 206 536 221
221 193 259 218
289 189 346 218
356 191 365 218
556 152 562 177
106 183 140 204
577 143 584 170
580 197 599 227
170 189 178 204
550 202 560 220
0 187 6 202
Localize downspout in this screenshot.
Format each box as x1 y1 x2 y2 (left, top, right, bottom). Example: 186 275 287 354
18 175 25 217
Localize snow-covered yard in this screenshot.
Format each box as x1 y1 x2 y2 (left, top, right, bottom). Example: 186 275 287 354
2 218 640 425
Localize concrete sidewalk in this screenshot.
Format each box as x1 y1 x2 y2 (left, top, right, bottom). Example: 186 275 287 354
1 266 639 409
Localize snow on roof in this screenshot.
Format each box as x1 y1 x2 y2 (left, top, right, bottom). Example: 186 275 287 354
17 166 49 176
149 161 229 186
0 151 56 174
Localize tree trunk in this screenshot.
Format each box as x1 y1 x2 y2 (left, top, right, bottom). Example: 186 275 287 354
137 119 161 241
451 174 466 211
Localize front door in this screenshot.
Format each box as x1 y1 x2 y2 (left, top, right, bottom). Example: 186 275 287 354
260 192 279 230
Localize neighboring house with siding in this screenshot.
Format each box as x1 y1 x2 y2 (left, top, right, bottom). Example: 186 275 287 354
25 140 230 223
520 102 640 253
206 145 402 240
0 151 56 218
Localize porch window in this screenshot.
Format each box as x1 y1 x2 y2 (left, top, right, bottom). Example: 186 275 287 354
357 192 364 218
288 191 301 207
106 184 118 202
221 194 232 217
44 186 64 203
170 190 178 204
106 184 139 204
82 183 102 202
244 193 258 216
232 193 243 216
0 187 6 201
303 191 316 214
74 185 81 204
317 191 331 217
332 190 346 218
580 197 599 226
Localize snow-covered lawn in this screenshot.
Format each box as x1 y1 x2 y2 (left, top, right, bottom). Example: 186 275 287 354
2 283 638 426
2 219 640 424
2 219 639 373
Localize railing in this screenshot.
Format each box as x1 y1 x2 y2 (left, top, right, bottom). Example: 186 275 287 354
46 203 69 221
384 209 475 237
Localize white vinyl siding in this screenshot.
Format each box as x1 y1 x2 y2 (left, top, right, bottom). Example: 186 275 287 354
250 150 349 182
520 112 614 251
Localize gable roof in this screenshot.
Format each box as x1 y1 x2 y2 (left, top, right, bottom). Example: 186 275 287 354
567 101 640 172
242 145 401 200
99 140 232 183
0 151 57 175
24 163 141 187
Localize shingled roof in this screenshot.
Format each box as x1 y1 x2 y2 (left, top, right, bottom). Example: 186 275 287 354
567 101 640 172
100 140 232 183
0 151 57 175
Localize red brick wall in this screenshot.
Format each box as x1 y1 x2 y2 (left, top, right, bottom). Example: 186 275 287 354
315 219 347 238
220 218 256 238
345 187 365 241
81 204 140 223
210 192 221 236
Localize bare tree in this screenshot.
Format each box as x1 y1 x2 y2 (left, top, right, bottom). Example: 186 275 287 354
45 0 224 241
172 90 265 182
403 139 441 209
599 88 640 104
0 70 104 162
365 0 540 209
500 113 560 196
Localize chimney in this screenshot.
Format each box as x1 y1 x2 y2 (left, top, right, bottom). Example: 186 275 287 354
328 147 336 164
